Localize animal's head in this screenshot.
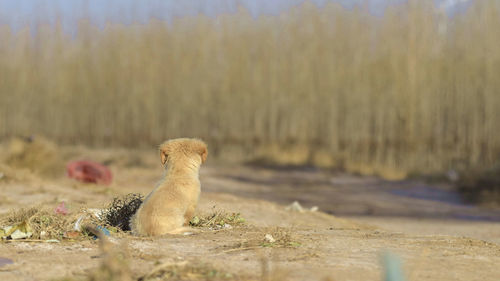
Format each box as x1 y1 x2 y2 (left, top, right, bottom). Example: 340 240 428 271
159 138 208 166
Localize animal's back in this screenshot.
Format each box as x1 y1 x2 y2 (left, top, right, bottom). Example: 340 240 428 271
130 183 189 236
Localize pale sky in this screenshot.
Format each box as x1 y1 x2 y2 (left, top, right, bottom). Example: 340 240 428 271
0 0 470 34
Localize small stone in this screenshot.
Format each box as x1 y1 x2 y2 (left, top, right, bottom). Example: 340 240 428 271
264 234 275 243
223 224 232 229
285 201 304 212
310 206 319 212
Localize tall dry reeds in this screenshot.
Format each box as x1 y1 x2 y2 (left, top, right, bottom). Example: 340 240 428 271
0 0 499 176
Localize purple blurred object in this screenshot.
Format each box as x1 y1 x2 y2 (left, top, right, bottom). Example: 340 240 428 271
0 257 13 267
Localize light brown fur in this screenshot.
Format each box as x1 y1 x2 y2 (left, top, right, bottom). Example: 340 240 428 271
130 138 208 236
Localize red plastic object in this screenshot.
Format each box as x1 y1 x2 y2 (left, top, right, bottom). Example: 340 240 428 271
54 202 68 215
66 160 112 185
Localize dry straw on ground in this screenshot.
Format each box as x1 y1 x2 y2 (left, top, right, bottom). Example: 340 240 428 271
0 0 499 177
100 193 144 232
139 261 235 281
51 217 292 281
0 206 92 240
190 210 246 229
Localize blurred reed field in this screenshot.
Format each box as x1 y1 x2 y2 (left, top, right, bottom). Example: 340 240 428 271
0 0 499 177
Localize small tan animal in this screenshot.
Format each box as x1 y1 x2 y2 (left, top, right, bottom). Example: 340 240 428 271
130 138 208 236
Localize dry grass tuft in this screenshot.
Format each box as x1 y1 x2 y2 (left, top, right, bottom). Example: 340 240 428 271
100 193 144 232
216 227 302 256
0 206 95 240
0 163 37 183
189 210 245 229
3 136 64 178
139 261 235 281
260 228 301 248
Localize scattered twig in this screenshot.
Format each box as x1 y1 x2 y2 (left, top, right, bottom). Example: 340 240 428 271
213 246 262 256
3 239 55 243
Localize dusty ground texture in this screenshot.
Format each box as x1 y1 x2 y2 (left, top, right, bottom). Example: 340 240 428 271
0 146 500 281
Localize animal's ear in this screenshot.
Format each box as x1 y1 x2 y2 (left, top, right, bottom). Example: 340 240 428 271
159 144 169 165
160 150 168 165
198 143 208 164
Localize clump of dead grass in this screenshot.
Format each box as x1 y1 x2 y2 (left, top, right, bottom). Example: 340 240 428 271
217 228 301 257
0 194 145 241
139 261 235 281
189 210 245 229
260 228 301 248
0 206 95 240
4 136 64 178
100 193 144 232
0 163 37 183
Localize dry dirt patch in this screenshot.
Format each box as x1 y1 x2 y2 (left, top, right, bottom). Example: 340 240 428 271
1 155 500 280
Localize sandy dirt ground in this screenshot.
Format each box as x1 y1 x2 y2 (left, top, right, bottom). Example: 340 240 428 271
1 147 500 281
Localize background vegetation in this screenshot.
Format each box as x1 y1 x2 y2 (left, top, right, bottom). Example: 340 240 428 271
0 0 499 177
